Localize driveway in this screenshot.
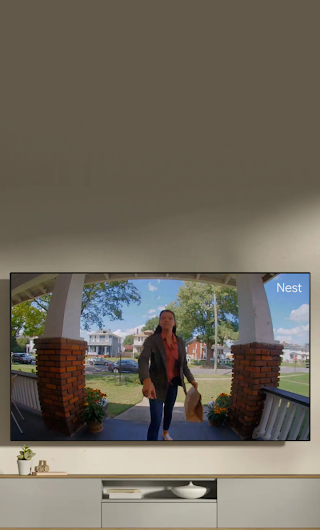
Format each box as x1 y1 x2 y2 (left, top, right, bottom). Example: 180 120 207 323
85 364 137 376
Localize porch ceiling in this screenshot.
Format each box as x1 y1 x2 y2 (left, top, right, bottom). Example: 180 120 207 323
10 272 279 305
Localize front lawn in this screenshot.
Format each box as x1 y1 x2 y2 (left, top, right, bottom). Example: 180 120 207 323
85 373 143 418
177 379 232 405
278 373 309 397
11 364 36 373
84 371 309 416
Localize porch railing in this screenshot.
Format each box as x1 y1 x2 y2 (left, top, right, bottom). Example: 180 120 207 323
11 370 41 411
252 386 310 441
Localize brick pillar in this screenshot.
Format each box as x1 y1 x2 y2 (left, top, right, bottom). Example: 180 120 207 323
227 342 283 440
34 337 87 436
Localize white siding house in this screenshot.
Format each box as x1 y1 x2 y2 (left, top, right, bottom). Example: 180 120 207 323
133 329 153 354
88 329 121 357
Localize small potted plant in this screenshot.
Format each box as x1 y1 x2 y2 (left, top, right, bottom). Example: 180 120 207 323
207 393 230 427
82 388 108 433
17 445 36 475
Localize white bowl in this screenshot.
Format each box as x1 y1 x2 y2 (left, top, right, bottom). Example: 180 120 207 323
171 481 208 499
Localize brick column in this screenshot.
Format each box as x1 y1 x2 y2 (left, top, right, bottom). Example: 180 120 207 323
34 337 87 436
227 342 283 440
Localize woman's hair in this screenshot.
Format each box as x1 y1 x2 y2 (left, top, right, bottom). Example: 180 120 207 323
153 309 177 336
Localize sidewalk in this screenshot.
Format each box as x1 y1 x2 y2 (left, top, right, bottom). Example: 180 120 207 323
113 397 196 423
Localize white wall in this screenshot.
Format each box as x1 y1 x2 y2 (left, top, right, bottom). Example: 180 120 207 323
0 1 319 475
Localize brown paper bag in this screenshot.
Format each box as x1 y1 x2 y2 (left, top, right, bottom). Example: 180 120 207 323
184 386 203 422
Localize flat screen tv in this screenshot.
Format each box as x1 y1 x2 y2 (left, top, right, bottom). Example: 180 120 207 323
10 272 310 442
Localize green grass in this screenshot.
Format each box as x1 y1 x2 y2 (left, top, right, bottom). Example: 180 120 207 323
278 374 309 397
279 374 309 384
190 360 308 368
85 373 143 418
177 379 232 405
11 364 36 373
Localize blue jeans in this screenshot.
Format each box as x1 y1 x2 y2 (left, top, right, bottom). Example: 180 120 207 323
147 381 178 441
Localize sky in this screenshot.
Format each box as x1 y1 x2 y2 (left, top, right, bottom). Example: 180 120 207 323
80 274 310 347
264 273 309 346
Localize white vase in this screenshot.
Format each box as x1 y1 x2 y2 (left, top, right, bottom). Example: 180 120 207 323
17 459 33 476
171 481 209 499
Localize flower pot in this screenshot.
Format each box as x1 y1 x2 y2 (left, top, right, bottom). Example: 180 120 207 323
17 459 33 475
87 420 103 433
209 419 224 427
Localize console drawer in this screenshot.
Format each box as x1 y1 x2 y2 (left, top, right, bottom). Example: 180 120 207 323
102 501 217 528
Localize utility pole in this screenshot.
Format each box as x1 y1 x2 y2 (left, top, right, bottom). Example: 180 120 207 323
214 292 218 374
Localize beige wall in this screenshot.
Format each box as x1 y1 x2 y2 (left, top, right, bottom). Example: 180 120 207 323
0 1 319 475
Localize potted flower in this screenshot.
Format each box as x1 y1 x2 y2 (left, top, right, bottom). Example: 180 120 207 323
82 388 108 433
17 445 36 475
215 393 230 409
207 393 230 427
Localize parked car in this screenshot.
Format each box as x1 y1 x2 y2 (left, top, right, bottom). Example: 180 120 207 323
11 353 34 364
87 356 113 367
108 359 139 374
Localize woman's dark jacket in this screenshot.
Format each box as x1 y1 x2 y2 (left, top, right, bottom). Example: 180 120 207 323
138 333 195 402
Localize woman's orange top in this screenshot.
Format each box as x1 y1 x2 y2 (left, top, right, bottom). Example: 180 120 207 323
161 331 180 383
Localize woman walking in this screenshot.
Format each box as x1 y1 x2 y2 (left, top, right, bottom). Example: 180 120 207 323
138 309 198 441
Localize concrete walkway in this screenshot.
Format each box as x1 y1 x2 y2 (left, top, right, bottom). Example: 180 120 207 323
113 397 209 423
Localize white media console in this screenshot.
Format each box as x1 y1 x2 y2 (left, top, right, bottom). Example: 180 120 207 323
0 475 319 528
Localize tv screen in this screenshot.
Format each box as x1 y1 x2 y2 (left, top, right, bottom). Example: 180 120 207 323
10 272 310 442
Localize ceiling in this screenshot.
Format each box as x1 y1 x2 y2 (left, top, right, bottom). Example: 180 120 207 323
10 273 279 306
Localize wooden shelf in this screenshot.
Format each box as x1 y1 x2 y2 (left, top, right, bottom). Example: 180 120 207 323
1 474 320 478
101 499 217 503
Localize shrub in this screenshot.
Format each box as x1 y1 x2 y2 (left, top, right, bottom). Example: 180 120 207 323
82 388 108 423
207 393 230 425
215 393 230 408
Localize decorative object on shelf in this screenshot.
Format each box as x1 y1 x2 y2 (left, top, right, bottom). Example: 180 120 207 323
17 445 36 475
104 488 142 499
34 460 50 473
82 388 108 433
171 481 208 499
31 471 68 476
207 393 230 426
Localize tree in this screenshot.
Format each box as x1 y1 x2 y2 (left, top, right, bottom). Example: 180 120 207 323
11 336 23 353
11 280 142 344
10 337 30 354
166 282 239 370
123 334 134 346
11 301 46 339
141 316 159 332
